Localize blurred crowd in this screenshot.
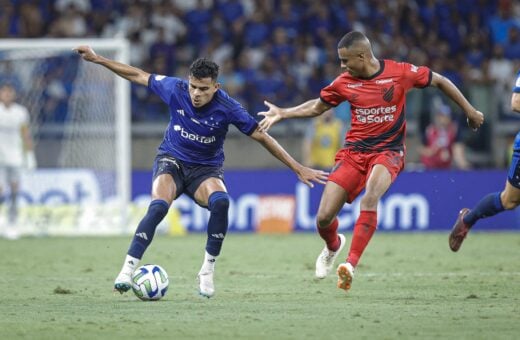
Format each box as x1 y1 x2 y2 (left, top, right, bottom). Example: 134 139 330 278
1 0 520 167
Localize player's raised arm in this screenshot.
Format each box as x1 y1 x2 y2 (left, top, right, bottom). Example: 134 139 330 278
74 45 150 86
257 98 332 132
249 127 329 188
430 71 484 130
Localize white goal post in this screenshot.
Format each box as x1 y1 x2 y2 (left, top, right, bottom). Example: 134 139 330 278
0 38 131 235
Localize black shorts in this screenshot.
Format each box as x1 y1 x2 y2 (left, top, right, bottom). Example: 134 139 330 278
152 155 225 205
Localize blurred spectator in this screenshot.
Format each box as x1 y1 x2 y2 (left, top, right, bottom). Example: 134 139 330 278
0 1 18 37
302 109 345 169
150 1 186 44
489 0 518 45
419 104 470 170
489 45 515 118
48 3 87 37
54 0 91 13
503 26 520 60
19 2 45 38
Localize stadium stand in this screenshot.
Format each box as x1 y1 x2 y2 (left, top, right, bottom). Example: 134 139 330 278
0 0 519 168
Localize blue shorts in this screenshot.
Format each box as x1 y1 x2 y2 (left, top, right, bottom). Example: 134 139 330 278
507 132 520 188
152 155 224 206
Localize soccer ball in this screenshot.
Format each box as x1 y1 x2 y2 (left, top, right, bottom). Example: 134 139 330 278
131 264 169 301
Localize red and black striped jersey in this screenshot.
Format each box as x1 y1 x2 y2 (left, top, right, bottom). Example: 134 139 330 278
320 59 432 152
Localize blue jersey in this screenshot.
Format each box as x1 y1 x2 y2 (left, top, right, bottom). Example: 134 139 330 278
513 70 520 151
514 69 520 94
148 75 258 166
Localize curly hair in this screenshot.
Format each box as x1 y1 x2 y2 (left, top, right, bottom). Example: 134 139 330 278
189 58 219 80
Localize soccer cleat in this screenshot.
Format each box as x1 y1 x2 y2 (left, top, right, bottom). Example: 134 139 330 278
336 262 355 291
449 208 472 252
315 234 346 279
198 270 215 298
113 271 132 294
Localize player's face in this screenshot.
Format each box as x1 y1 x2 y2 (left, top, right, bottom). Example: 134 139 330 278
337 47 365 77
0 86 16 105
188 76 219 108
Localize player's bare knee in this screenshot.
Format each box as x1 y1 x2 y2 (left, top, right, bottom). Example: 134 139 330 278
316 213 335 228
360 194 379 210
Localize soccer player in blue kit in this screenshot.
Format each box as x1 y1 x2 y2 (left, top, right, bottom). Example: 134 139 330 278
74 46 328 298
449 69 520 252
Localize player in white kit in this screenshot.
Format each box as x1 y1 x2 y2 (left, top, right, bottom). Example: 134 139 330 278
0 83 36 239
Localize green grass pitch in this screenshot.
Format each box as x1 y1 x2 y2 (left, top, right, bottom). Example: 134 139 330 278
1 232 519 339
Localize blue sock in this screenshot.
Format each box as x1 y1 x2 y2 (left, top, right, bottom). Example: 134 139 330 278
128 199 169 259
206 191 230 256
463 192 504 226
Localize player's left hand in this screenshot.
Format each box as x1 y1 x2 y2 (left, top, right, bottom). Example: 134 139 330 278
467 110 484 131
296 166 329 188
257 101 283 132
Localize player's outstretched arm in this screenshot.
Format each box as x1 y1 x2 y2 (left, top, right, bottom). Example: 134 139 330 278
257 99 331 132
74 45 150 86
430 72 484 130
249 127 329 188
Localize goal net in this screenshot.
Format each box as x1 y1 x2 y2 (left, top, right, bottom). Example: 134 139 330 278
0 39 131 236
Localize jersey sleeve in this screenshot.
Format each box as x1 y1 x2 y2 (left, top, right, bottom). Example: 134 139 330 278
20 105 30 125
513 70 520 93
148 74 182 104
319 78 345 107
230 105 258 136
401 62 432 89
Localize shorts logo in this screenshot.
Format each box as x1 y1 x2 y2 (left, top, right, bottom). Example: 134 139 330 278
331 161 343 174
161 157 180 169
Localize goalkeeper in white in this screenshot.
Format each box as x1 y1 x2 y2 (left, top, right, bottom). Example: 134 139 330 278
0 83 36 239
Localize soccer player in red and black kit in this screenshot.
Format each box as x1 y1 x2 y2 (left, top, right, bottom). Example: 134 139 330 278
259 31 484 292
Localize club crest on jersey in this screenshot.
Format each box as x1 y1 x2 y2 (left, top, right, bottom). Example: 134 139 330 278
382 85 395 103
348 94 359 102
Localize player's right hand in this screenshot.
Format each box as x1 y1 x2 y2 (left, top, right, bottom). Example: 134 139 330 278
296 166 329 188
73 45 98 63
467 110 484 131
258 100 283 132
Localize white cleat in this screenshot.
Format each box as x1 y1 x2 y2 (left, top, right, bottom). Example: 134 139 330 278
315 234 346 279
114 271 132 294
336 262 355 292
198 271 215 298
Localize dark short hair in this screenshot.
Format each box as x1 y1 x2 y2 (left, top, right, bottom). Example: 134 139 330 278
189 58 219 80
0 82 15 90
337 31 367 49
